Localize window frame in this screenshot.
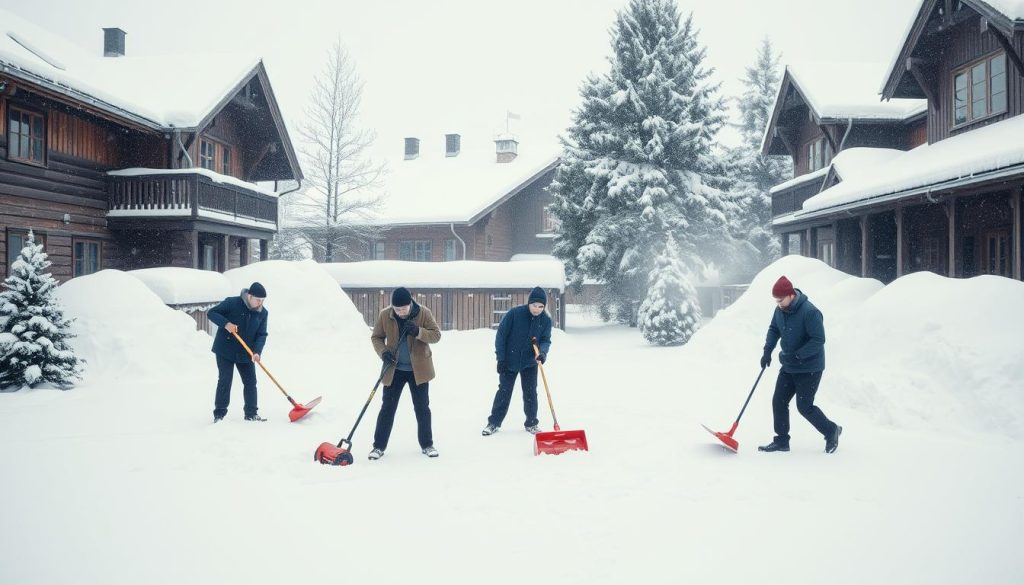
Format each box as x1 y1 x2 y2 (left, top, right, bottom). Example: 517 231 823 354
6 104 47 167
199 139 216 171
221 144 232 176
443 238 457 261
72 237 103 277
6 228 47 271
399 239 432 261
951 51 1008 129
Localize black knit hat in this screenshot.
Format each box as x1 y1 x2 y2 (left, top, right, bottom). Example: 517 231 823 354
248 282 267 298
528 286 546 306
391 287 412 307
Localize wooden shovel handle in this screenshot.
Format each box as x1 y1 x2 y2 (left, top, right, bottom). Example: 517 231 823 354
532 338 560 431
229 329 294 403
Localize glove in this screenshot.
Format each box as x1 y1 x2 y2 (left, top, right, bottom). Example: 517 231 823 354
760 353 771 369
382 351 395 365
497 361 506 374
536 353 547 365
403 322 420 338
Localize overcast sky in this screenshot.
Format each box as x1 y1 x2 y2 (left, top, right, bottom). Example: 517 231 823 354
1 0 921 164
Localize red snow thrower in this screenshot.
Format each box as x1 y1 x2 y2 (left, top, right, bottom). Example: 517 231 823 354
315 332 407 466
532 338 588 456
230 330 321 422
701 366 767 453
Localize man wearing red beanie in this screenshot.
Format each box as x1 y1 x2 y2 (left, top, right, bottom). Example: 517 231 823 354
758 275 842 454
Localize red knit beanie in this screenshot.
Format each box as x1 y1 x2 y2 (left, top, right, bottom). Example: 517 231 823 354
772 275 795 298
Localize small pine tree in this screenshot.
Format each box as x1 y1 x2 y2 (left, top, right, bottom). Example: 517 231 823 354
637 236 701 346
0 231 83 390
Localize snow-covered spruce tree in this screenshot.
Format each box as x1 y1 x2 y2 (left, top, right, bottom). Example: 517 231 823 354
550 0 731 326
638 235 701 345
726 38 791 280
0 231 83 390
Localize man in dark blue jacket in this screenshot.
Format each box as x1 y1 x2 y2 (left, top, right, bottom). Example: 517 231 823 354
482 287 552 436
208 282 269 422
759 276 842 453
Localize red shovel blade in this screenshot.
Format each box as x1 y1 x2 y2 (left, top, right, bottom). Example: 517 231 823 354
288 396 322 422
534 428 589 455
314 441 353 465
701 423 739 453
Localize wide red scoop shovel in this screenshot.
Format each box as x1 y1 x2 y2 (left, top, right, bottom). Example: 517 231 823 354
701 366 766 453
230 330 321 422
532 339 588 456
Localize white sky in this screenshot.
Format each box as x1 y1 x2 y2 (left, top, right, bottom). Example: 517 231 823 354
1 0 921 163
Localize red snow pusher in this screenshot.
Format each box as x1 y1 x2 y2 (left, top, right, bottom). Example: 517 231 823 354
532 339 588 456
701 366 766 453
315 332 406 466
230 330 322 422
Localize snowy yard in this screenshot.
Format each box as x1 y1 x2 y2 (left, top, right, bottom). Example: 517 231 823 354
1 257 1022 584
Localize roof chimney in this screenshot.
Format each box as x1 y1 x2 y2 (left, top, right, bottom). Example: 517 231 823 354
495 134 518 163
103 28 126 58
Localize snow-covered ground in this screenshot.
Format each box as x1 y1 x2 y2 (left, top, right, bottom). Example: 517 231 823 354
1 257 1022 584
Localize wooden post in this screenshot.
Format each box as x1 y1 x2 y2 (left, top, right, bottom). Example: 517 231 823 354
860 215 869 278
260 239 269 261
190 230 199 270
1014 187 1022 280
947 198 957 277
221 235 230 272
781 233 789 256
895 205 904 278
240 238 250 267
832 220 839 269
805 228 812 257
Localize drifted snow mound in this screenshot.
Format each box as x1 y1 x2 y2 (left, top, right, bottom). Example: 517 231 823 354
688 255 1024 438
56 270 211 383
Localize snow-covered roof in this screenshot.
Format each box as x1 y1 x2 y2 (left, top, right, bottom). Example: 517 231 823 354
108 168 279 197
797 114 1024 217
364 131 561 226
829 147 906 181
979 0 1024 18
0 8 260 129
785 61 927 121
128 267 233 305
322 260 566 291
768 167 827 195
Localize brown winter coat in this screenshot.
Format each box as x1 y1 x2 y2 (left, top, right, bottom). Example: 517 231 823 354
371 303 441 386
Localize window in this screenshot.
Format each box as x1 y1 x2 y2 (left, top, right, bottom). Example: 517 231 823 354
443 239 457 261
201 243 217 271
817 240 834 267
200 140 216 170
399 240 431 261
6 230 46 270
953 53 1007 126
7 105 46 165
985 230 1011 277
445 134 460 157
542 207 559 233
222 145 232 175
404 137 420 159
919 235 943 272
786 233 802 255
807 137 832 172
368 241 385 260
73 239 101 277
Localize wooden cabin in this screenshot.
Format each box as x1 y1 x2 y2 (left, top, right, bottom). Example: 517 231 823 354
0 14 302 283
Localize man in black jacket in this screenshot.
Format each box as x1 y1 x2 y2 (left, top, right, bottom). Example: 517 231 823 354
208 282 269 422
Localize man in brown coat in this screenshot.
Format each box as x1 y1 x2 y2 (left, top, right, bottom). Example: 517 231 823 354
368 287 442 460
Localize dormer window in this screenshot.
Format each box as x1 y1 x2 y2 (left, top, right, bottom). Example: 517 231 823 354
807 137 832 172
445 134 460 157
953 52 1006 127
404 137 420 160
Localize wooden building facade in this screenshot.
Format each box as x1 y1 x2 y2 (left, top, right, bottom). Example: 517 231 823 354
1 20 301 283
764 0 1024 283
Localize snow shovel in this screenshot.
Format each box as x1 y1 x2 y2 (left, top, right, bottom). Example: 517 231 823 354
230 330 322 422
532 338 588 456
701 366 766 453
315 331 407 466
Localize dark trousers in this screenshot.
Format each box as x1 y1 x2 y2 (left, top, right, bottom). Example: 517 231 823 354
213 356 258 418
373 369 433 450
487 366 539 428
772 370 837 443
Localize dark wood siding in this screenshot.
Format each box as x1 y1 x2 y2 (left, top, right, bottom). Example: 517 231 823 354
509 168 556 255
48 110 118 166
929 18 1024 143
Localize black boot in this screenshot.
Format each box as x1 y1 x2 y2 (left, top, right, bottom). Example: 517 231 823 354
758 439 790 452
825 425 842 453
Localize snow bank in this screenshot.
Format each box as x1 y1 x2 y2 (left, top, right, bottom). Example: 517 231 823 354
689 256 1024 438
55 270 211 384
322 259 566 290
128 267 232 305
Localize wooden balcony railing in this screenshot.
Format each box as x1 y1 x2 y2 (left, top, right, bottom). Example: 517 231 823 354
108 172 278 227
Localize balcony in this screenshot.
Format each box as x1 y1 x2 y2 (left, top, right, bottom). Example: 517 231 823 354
106 169 278 232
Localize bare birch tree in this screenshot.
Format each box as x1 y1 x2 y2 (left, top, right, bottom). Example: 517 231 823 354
291 40 383 262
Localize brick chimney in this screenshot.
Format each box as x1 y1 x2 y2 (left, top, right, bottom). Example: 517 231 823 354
103 28 126 57
495 134 518 163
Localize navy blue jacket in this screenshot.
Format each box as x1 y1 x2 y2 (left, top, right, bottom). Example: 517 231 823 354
208 291 269 363
763 289 825 374
495 305 552 372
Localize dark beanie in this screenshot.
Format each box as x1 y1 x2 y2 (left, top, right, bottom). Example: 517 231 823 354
248 282 267 298
771 276 795 298
528 286 547 306
391 287 412 307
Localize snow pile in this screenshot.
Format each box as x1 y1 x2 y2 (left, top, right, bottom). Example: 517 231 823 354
129 267 232 305
322 259 566 290
690 255 1024 438
55 270 211 383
